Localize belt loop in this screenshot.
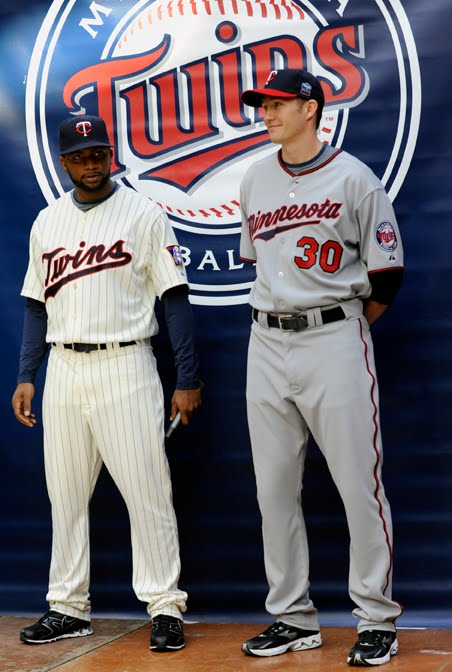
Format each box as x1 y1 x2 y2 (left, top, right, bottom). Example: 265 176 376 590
311 307 323 327
106 342 115 351
255 309 268 328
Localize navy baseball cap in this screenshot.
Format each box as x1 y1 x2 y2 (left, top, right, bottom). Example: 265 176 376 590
59 115 112 155
242 69 325 111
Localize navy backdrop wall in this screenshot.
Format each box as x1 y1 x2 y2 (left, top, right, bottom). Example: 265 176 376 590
1 0 451 620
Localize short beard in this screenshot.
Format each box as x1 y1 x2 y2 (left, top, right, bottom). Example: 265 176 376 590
68 171 111 195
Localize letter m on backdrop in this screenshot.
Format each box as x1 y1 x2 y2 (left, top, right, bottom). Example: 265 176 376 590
79 1 112 39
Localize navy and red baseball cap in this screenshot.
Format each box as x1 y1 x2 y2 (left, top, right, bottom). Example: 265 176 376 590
242 68 325 111
59 115 112 155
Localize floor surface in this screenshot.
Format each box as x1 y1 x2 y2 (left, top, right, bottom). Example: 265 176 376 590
1 616 451 672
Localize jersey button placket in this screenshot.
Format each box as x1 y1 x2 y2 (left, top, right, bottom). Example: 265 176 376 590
71 279 78 322
288 177 299 200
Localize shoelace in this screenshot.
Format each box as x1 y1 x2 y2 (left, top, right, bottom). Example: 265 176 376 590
262 622 289 636
358 631 385 645
153 616 180 630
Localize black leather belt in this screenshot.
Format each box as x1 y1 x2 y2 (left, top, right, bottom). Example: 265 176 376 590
253 307 345 331
53 341 136 353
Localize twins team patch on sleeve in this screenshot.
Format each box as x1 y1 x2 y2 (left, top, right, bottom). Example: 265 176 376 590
376 221 398 252
166 244 184 269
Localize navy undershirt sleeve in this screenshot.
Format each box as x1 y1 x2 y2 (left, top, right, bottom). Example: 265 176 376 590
368 268 404 305
163 285 200 389
17 298 49 384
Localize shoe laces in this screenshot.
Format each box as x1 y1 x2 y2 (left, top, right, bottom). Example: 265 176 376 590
153 615 180 629
263 622 288 636
358 630 387 645
39 610 62 623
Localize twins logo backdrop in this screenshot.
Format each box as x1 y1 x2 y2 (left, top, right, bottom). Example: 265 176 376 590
27 0 420 304
2 0 452 619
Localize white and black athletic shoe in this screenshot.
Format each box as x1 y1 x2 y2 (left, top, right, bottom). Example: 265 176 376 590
20 610 93 644
347 630 398 666
242 621 322 657
150 615 185 652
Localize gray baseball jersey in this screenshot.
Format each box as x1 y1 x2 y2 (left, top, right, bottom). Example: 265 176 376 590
240 145 403 633
240 146 403 312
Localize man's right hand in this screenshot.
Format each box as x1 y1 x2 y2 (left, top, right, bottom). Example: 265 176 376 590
12 383 37 427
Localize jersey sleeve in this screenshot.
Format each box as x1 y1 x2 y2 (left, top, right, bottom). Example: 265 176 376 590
356 186 404 273
21 217 46 302
239 171 257 262
146 207 188 298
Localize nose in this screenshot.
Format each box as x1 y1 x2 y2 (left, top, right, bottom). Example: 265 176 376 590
83 153 98 167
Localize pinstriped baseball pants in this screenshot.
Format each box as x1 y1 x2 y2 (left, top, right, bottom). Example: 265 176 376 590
42 342 187 621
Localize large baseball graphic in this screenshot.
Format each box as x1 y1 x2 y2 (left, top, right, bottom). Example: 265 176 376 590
26 0 421 305
107 0 340 233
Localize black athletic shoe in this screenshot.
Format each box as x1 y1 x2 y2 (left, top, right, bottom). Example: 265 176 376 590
20 610 93 644
150 614 185 652
242 621 322 657
347 630 398 666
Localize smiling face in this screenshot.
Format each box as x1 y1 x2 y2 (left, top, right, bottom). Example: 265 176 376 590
59 146 113 201
261 95 323 162
262 96 309 145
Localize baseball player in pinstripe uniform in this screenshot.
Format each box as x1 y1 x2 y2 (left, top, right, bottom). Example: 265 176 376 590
239 70 403 666
12 115 202 652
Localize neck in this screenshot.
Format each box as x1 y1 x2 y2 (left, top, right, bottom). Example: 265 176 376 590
75 179 114 203
281 133 323 165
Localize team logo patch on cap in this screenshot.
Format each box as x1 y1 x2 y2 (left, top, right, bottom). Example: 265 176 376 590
166 244 184 268
300 82 312 98
75 121 93 137
376 221 398 251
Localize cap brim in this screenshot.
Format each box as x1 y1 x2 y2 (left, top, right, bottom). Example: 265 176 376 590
60 141 112 155
241 88 298 107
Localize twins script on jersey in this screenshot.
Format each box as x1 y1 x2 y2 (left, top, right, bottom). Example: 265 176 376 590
22 185 187 343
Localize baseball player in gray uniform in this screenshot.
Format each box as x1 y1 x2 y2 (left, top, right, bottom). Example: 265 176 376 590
12 115 202 652
239 70 403 666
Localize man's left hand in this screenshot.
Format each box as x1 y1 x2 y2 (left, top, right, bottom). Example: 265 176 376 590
170 385 203 425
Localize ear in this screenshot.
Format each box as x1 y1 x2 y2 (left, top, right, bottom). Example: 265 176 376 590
59 156 68 173
305 99 318 123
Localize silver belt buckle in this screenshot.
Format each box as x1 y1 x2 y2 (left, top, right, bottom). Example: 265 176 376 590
278 314 293 331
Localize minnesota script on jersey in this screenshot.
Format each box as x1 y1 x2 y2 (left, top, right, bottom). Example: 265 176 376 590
240 146 403 314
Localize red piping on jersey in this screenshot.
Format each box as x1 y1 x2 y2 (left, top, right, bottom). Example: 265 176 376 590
239 257 256 263
358 317 394 597
277 147 343 176
368 266 403 274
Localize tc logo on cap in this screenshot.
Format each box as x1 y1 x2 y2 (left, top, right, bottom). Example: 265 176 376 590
266 70 278 84
75 121 93 137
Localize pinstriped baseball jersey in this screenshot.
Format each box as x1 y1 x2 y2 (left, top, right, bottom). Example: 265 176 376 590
240 147 403 313
21 184 187 343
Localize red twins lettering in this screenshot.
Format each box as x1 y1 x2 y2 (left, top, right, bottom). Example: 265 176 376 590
42 240 132 299
62 25 366 185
